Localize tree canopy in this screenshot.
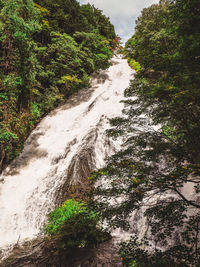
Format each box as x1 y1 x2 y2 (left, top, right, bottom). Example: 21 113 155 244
93 0 200 265
0 0 116 172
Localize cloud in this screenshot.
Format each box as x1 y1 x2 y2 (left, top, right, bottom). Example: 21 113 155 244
81 0 157 17
79 0 159 43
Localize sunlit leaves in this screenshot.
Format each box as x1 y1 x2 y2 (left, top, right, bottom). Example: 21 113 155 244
44 199 110 250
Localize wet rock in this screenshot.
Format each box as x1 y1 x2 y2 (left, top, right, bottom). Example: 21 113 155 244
1 239 123 267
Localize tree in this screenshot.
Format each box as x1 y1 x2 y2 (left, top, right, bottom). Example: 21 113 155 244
35 0 81 35
36 0 115 43
35 31 83 111
44 199 110 251
92 0 200 265
0 0 40 171
0 0 40 110
0 0 116 171
73 31 113 71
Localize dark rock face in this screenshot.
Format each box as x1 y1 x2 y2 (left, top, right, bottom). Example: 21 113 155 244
1 240 122 267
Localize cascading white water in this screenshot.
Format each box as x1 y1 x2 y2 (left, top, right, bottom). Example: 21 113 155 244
0 55 134 255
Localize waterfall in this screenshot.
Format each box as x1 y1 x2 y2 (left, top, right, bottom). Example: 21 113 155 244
0 55 134 256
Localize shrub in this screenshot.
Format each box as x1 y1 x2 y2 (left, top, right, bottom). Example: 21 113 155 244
128 58 141 72
45 199 110 250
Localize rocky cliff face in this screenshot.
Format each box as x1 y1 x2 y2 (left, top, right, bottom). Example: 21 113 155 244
1 239 123 267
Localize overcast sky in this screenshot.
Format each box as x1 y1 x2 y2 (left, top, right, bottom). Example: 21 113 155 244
79 0 159 44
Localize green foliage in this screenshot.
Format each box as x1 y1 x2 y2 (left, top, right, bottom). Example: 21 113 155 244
0 129 18 142
94 0 200 265
0 0 41 170
124 0 200 162
127 58 141 72
0 0 115 171
119 236 190 267
0 0 40 109
35 0 81 35
45 199 88 235
35 0 115 43
31 103 41 117
45 199 110 250
73 31 113 70
30 102 41 128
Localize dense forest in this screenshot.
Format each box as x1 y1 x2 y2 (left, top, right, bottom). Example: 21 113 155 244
91 0 200 266
0 0 116 172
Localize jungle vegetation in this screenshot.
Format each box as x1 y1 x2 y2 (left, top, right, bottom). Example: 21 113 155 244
0 0 116 172
92 0 200 266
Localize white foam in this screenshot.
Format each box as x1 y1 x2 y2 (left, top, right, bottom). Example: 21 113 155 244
0 56 134 252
